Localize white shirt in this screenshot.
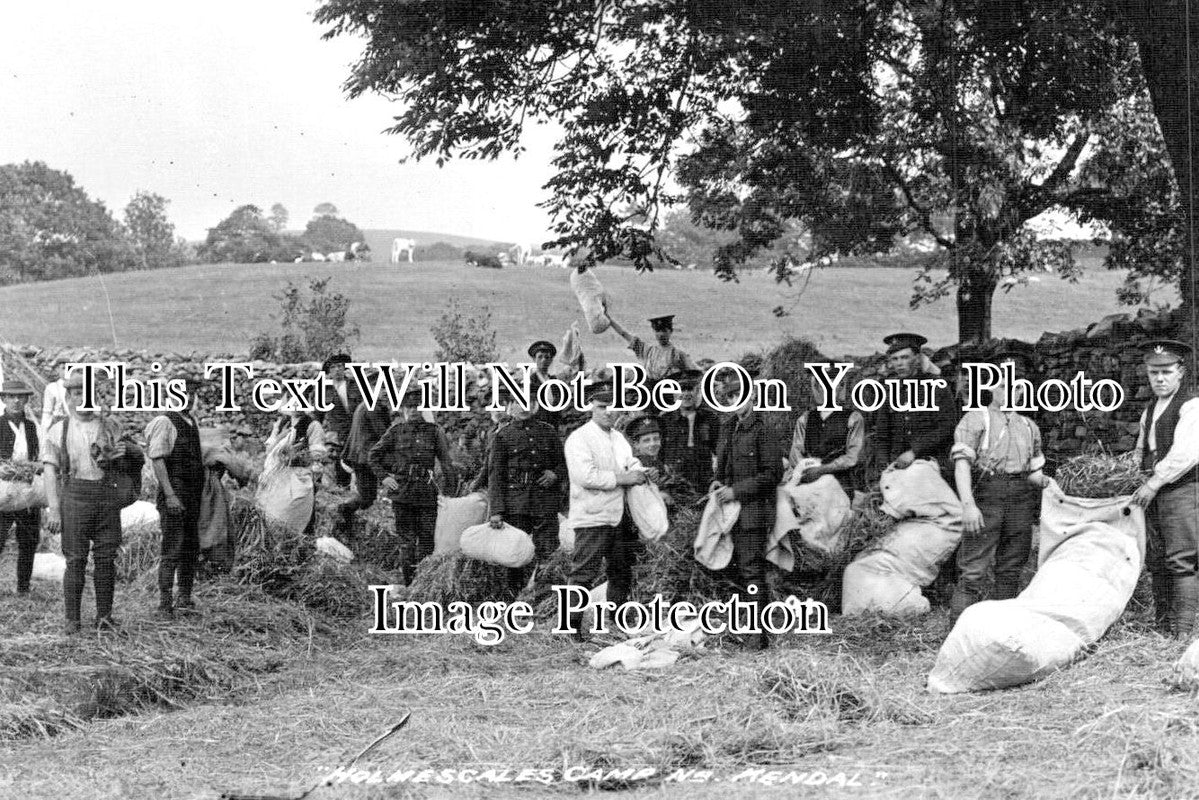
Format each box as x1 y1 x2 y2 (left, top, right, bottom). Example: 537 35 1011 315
564 420 643 528
6 418 28 461
1134 392 1199 491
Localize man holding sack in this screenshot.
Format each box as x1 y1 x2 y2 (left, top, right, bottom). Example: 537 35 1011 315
0 380 41 596
487 389 565 595
1130 340 1199 638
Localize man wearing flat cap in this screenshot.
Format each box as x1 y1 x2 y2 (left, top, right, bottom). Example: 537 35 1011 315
42 372 128 634
563 383 649 638
488 386 566 595
0 381 41 595
144 376 206 619
1131 339 1199 638
369 389 456 584
318 353 360 488
873 332 960 475
949 348 1049 622
608 314 696 384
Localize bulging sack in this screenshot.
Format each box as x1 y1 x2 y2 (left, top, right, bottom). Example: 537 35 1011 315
434 492 490 555
0 474 46 514
842 463 961 616
927 480 1146 693
927 602 1086 693
767 475 851 571
560 321 584 371
694 494 739 570
254 466 313 534
570 268 611 334
460 522 535 568
627 482 668 541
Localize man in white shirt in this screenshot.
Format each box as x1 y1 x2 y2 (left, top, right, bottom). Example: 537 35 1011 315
563 384 647 638
1130 339 1199 638
0 381 41 595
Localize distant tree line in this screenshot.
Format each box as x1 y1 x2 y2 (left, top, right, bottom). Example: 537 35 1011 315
199 202 368 263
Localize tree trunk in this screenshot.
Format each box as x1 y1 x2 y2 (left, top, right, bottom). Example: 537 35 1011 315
1120 1 1199 341
956 271 995 345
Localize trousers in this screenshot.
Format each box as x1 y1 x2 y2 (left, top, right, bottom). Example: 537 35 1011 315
158 495 202 605
394 503 437 583
0 508 40 591
951 474 1038 620
61 478 122 622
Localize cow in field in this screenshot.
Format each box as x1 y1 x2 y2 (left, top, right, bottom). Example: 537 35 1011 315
465 250 503 269
310 252 328 262
391 237 416 263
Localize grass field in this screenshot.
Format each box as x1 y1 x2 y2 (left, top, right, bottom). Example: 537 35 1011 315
0 252 1154 366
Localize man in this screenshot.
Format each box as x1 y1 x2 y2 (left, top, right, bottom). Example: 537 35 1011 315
40 364 70 433
487 390 566 595
369 391 456 584
608 314 696 384
527 340 563 428
144 379 206 619
318 353 360 487
0 381 41 595
872 332 959 473
42 373 127 634
658 369 717 492
787 372 866 493
333 393 393 540
1131 339 1199 638
711 374 785 650
949 350 1049 623
564 384 649 638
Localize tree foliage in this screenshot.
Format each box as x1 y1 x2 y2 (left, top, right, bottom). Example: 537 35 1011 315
200 204 294 263
303 213 365 255
124 190 181 271
252 277 361 361
269 203 289 232
0 161 134 283
315 0 1189 343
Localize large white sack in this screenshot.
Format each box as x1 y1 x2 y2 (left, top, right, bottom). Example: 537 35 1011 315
627 483 669 541
0 475 46 514
841 463 962 617
433 492 490 555
694 494 739 570
459 522 535 568
560 321 584 371
569 268 611 334
767 475 851 571
1016 481 1144 641
121 500 160 531
927 602 1086 693
254 467 314 534
31 552 66 582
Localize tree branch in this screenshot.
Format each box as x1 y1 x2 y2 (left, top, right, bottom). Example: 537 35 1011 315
884 161 955 249
1039 132 1090 196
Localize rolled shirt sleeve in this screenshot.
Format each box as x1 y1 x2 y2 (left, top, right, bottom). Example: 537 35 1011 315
144 415 178 460
950 410 985 464
1147 398 1199 491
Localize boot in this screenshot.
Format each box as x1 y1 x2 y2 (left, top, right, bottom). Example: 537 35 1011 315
1170 575 1199 640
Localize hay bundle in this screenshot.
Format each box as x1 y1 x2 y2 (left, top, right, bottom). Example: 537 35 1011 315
0 700 83 741
786 491 894 608
288 558 394 619
400 550 513 605
350 502 406 571
520 548 574 616
115 522 160 583
1054 451 1146 498
229 496 313 590
636 504 729 606
0 461 40 482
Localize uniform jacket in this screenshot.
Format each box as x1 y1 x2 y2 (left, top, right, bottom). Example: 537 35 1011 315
368 418 455 506
343 402 392 465
872 373 959 466
659 408 717 489
488 416 566 519
564 420 643 528
714 411 784 530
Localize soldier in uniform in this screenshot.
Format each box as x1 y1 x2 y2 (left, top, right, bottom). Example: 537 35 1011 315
527 340 563 428
608 314 696 383
1131 339 1199 638
487 390 566 595
332 393 393 540
711 373 785 650
369 391 456 584
658 369 717 492
318 353 361 487
872 332 959 475
0 381 41 596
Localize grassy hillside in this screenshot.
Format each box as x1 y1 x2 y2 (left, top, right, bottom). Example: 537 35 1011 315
0 256 1153 364
360 229 511 258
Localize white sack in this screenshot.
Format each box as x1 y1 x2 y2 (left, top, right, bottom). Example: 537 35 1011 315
459 522 535 568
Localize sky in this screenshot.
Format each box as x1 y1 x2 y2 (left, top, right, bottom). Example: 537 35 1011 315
0 1 560 243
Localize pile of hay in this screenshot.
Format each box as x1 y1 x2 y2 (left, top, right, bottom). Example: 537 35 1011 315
0 461 40 482
287 558 394 619
784 491 894 609
229 496 313 591
520 548 574 616
115 523 161 583
1054 451 1146 498
400 550 514 604
350 502 407 571
636 504 730 606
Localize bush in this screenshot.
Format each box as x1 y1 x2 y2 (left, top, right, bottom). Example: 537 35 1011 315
431 298 499 362
250 277 360 361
